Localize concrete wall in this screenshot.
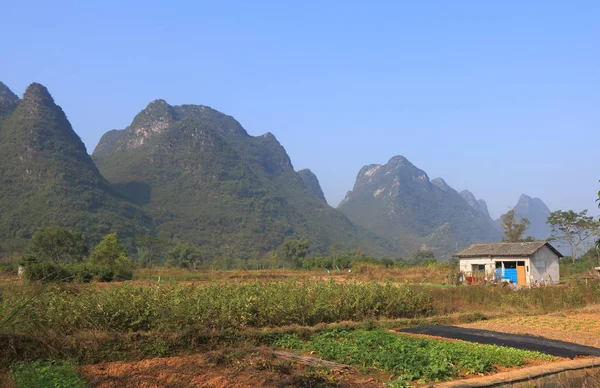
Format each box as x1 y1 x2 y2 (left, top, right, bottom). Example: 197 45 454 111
459 256 532 285
530 245 560 284
459 257 495 275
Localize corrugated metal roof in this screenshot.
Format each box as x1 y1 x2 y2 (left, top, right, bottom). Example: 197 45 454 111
455 241 563 258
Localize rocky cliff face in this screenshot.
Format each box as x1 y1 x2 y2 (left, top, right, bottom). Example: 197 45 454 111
338 156 500 258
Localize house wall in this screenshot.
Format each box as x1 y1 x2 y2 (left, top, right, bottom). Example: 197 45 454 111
459 256 532 285
530 245 560 284
459 257 495 274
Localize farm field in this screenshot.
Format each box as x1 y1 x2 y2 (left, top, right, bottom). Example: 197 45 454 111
2 267 600 387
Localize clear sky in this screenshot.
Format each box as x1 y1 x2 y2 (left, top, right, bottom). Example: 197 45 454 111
2 1 599 218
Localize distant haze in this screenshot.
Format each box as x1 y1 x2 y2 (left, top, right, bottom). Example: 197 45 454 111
3 1 599 218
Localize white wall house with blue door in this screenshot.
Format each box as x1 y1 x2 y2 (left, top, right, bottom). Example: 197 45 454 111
455 241 562 286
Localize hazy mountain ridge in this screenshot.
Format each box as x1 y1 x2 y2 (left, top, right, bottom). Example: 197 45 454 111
93 99 396 258
338 155 501 259
460 190 492 221
493 194 552 240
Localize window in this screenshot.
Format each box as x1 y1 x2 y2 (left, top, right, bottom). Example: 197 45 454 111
472 264 485 271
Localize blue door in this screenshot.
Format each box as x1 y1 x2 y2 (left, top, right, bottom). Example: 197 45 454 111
504 268 518 283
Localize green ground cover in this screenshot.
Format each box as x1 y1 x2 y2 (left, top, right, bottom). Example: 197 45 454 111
274 329 555 384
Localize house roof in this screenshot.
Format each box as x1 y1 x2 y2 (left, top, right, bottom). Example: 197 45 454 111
454 241 563 258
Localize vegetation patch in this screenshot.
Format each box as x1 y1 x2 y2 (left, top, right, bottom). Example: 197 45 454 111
274 329 555 384
0 281 432 334
10 360 87 388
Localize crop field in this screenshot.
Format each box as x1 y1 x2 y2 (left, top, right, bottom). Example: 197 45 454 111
2 267 600 387
274 329 554 384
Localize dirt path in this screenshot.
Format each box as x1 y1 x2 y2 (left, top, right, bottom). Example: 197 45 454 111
398 326 600 358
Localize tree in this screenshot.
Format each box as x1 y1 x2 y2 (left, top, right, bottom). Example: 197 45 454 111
90 233 129 267
407 249 435 266
25 226 88 264
547 210 600 263
136 235 169 268
500 210 531 242
165 244 203 269
280 238 309 268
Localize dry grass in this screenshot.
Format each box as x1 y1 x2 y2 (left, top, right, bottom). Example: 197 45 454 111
131 265 452 285
460 306 600 347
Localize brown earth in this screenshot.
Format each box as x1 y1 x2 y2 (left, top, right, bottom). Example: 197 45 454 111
79 348 383 388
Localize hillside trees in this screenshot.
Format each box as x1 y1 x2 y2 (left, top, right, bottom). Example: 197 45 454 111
165 244 203 269
23 226 88 264
280 238 309 268
548 210 600 263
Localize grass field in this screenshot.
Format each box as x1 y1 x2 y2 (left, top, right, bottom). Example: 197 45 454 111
2 266 600 387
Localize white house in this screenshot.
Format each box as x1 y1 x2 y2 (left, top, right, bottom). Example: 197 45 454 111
454 241 562 286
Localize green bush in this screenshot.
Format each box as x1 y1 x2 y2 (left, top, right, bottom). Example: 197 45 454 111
22 262 73 283
67 264 93 283
22 262 131 283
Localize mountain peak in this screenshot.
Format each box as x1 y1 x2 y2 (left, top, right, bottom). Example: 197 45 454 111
126 99 178 148
339 155 499 258
0 82 19 118
388 155 412 167
22 83 55 107
432 178 453 192
460 190 492 220
477 199 491 220
460 190 478 208
518 194 533 203
0 82 18 101
298 169 327 203
499 194 552 240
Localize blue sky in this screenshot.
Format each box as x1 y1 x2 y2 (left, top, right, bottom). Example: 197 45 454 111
2 1 599 218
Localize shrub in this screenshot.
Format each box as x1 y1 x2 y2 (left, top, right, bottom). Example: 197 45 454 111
67 264 94 283
22 262 73 282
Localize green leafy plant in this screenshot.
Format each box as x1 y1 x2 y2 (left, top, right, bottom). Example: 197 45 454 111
10 360 87 388
275 329 554 383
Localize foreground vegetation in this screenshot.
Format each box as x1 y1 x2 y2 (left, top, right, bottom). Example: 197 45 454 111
2 272 600 365
9 360 87 388
1 281 432 334
275 329 554 383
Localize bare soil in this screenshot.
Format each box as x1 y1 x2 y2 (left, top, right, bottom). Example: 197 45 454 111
79 348 383 388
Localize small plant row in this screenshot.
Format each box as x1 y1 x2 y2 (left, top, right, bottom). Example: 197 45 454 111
274 329 555 383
